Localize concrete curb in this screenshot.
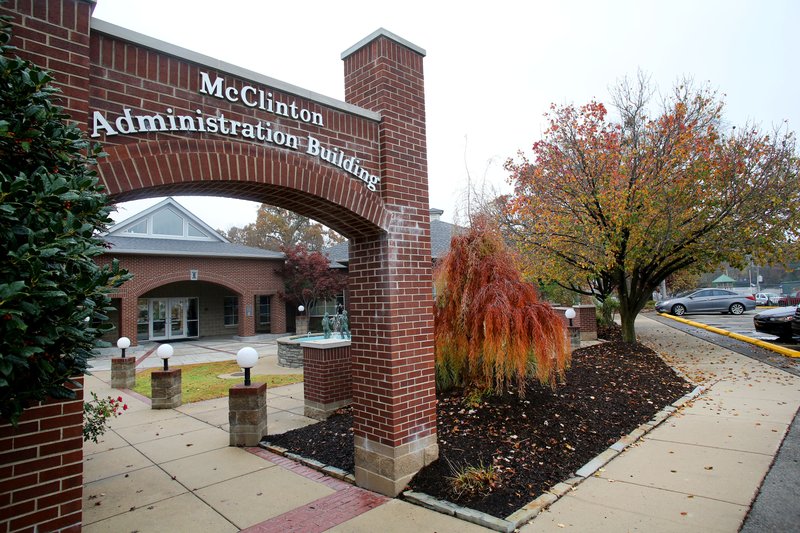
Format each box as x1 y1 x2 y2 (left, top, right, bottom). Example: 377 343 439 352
657 313 800 358
401 384 705 532
259 441 357 485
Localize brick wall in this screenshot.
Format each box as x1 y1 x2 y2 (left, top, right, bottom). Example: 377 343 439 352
0 377 84 533
96 254 287 342
303 345 352 406
0 0 94 124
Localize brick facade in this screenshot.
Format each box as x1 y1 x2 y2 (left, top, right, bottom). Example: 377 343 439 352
95 254 287 344
2 1 437 500
0 378 84 533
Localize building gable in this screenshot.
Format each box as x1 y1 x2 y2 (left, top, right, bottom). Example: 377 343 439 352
107 197 228 242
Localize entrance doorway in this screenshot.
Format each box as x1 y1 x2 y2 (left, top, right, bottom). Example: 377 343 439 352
137 297 199 341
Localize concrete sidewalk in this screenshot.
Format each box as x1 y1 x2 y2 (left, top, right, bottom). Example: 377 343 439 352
521 315 800 532
81 315 800 531
81 371 484 532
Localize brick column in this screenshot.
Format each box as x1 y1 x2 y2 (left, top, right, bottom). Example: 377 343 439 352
302 340 352 420
119 296 139 347
238 292 256 338
342 30 438 496
151 369 182 409
229 383 267 447
0 377 84 532
575 305 598 340
110 357 136 389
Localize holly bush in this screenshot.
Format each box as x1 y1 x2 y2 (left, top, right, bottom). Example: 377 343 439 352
0 15 130 423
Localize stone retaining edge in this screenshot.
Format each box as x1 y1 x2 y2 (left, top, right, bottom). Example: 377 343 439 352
400 384 705 532
259 441 357 484
259 383 705 532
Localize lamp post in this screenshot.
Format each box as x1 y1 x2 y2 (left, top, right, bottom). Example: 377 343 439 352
157 343 173 371
230 346 267 446
117 336 131 358
152 343 180 409
565 307 576 327
236 347 258 386
565 307 580 350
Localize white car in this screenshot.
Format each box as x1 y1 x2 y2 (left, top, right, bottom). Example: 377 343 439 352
755 292 780 306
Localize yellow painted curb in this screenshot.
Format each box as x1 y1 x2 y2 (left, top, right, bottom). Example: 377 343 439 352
657 313 800 359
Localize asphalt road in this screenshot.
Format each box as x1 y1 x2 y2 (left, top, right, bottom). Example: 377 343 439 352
647 310 800 377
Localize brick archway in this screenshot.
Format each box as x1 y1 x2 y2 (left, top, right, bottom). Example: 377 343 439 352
100 139 392 238
4 0 437 499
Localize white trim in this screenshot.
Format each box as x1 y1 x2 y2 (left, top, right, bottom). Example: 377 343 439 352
90 18 382 122
341 28 426 60
108 197 229 243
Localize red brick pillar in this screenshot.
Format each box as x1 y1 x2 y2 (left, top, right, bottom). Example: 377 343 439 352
302 341 352 420
0 377 85 532
118 295 139 347
238 292 256 338
343 30 438 496
575 305 598 340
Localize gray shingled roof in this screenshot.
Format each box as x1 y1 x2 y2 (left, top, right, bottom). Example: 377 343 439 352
324 218 459 265
104 236 285 259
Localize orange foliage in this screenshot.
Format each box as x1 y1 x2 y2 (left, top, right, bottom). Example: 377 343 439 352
433 216 570 395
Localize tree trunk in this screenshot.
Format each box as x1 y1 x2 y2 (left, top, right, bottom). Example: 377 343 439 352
619 306 637 343
618 287 649 343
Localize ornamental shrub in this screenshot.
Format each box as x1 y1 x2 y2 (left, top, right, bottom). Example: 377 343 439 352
0 15 130 424
433 216 570 396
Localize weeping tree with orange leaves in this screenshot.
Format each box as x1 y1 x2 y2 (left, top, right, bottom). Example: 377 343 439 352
433 216 570 396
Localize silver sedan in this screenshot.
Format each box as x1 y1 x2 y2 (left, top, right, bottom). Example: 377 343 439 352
655 288 756 316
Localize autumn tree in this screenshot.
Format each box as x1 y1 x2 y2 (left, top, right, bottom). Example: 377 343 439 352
433 216 570 396
504 75 800 342
277 244 347 315
225 204 344 252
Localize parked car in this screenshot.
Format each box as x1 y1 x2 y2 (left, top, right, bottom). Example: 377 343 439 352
778 291 800 306
793 307 800 337
754 292 781 306
753 306 797 341
655 288 757 316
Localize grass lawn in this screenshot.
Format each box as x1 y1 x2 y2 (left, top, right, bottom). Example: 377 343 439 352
133 360 303 403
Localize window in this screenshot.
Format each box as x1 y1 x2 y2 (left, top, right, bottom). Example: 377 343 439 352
188 223 206 238
152 208 183 236
257 295 271 327
224 296 238 326
310 294 345 317
124 219 148 235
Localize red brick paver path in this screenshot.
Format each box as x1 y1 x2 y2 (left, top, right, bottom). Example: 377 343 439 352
242 448 388 532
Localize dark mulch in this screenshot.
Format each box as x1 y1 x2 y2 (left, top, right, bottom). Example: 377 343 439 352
267 327 692 518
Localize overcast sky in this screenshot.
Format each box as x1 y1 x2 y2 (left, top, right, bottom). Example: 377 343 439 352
92 0 799 230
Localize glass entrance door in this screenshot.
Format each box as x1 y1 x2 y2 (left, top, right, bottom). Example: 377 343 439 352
150 299 168 340
148 298 193 340
169 298 187 339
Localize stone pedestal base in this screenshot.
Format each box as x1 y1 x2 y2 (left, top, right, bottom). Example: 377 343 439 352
354 434 439 497
567 325 581 350
229 383 267 447
110 357 136 389
302 340 351 420
296 316 309 335
151 369 182 409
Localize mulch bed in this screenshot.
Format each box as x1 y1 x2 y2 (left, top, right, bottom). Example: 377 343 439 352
267 325 692 518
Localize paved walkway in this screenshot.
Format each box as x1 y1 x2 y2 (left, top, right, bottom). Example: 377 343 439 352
82 316 800 531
